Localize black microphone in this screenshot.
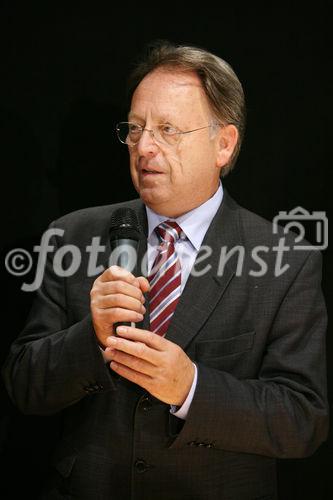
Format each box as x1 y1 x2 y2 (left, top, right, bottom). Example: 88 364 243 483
109 208 142 332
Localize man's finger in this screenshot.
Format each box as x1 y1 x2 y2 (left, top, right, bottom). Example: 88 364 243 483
106 335 160 365
99 280 145 302
110 361 152 388
113 326 166 351
94 293 146 314
100 265 140 287
109 350 155 375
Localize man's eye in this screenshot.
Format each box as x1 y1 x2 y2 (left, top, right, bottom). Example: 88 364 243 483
161 125 178 135
129 124 141 133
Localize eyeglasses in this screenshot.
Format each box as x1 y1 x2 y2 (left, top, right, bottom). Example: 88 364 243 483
115 121 215 147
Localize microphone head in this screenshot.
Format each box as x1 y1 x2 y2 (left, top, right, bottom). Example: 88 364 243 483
109 208 141 241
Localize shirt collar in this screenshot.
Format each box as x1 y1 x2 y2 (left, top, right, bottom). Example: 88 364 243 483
146 181 223 251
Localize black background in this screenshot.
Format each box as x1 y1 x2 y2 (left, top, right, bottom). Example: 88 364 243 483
0 3 330 499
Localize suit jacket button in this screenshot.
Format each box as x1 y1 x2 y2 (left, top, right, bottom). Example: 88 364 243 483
134 459 149 473
140 395 152 411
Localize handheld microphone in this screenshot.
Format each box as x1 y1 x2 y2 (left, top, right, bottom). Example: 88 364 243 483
109 208 142 333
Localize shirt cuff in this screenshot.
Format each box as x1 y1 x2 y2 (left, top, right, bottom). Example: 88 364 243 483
170 362 197 420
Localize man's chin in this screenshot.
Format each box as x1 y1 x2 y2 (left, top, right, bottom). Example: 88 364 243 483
138 187 165 204
138 189 170 213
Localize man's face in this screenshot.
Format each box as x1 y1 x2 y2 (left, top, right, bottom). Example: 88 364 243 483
128 69 226 217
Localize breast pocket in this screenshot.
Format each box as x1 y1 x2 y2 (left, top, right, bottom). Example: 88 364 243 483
195 330 255 370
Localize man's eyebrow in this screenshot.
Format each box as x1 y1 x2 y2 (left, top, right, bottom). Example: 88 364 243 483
128 112 175 123
127 112 143 122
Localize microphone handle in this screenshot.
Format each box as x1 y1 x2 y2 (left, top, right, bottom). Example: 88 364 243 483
110 238 139 335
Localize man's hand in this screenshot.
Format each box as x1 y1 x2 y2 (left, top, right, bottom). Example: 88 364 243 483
90 266 150 348
105 326 195 406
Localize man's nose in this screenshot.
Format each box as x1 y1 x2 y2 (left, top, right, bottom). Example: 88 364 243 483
136 129 159 156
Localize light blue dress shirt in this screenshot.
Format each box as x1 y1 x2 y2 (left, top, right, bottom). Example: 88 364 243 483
146 182 223 419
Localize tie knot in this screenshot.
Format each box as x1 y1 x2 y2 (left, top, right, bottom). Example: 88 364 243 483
155 220 183 244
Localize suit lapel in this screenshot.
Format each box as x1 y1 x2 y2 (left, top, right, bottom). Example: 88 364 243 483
165 191 243 350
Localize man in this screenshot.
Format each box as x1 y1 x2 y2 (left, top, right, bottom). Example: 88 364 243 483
2 41 328 499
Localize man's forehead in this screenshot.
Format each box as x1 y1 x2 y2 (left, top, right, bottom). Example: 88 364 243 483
129 68 211 123
139 68 203 89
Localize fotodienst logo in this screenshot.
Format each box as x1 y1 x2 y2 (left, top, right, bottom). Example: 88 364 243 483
272 206 328 251
4 206 328 291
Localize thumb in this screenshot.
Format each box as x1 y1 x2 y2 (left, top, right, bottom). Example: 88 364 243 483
137 276 150 293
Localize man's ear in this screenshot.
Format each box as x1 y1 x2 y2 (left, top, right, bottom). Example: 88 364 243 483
215 124 238 168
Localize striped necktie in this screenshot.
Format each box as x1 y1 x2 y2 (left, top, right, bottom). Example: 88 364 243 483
148 221 183 336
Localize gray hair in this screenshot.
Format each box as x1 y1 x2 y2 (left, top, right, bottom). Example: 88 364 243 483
127 40 246 176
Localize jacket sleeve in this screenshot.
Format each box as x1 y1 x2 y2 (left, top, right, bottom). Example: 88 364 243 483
2 221 116 415
169 250 329 458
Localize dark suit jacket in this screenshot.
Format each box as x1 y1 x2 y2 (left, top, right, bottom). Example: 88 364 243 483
2 192 329 500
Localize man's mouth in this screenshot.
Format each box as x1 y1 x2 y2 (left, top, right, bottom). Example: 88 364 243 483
142 169 162 175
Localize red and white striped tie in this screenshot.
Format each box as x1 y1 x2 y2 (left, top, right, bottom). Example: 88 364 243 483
148 221 183 336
